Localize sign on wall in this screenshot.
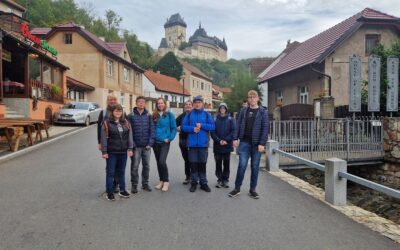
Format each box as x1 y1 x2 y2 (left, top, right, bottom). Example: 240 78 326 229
20 22 58 57
349 54 362 112
387 56 399 112
368 55 381 112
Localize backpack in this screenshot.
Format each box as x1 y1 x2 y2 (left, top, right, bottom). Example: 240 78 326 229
103 119 131 139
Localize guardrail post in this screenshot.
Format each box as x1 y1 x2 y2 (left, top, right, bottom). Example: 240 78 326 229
325 158 347 206
266 140 279 172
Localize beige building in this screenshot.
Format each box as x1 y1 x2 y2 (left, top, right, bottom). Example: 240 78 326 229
258 8 400 113
0 0 25 17
157 13 227 62
31 22 144 110
179 60 213 109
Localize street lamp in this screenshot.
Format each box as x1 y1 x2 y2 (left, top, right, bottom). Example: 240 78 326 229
181 71 186 111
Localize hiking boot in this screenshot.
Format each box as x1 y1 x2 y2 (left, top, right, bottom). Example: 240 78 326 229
119 191 130 198
249 190 260 199
228 189 240 198
142 184 152 192
189 183 197 192
106 193 115 201
222 181 230 188
131 185 138 194
215 181 222 188
200 184 211 192
183 178 190 185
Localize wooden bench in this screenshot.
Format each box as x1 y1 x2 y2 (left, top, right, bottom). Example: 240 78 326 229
0 119 50 143
0 125 25 152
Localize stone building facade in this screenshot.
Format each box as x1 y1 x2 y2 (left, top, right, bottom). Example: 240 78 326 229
157 13 227 62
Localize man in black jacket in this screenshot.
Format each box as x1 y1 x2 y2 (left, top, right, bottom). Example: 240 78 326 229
175 100 193 184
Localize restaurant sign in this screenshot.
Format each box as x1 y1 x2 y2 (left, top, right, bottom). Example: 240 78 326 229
20 22 58 57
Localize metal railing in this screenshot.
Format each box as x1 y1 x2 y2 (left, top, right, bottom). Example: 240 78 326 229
267 140 400 205
269 118 384 164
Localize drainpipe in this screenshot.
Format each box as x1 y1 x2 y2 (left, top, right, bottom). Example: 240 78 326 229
310 64 331 96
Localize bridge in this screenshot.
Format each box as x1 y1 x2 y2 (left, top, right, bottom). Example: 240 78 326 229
269 118 384 167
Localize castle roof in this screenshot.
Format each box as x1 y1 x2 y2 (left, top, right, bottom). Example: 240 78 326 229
164 13 187 28
158 38 168 49
189 24 227 51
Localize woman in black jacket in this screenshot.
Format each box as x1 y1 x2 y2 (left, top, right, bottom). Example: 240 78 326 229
211 103 235 188
101 104 133 201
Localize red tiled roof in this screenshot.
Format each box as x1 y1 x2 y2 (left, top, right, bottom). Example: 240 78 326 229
30 27 51 36
220 87 232 93
2 0 26 12
45 22 144 73
178 59 212 82
248 57 275 76
67 76 95 91
106 42 126 54
144 71 190 96
260 8 400 83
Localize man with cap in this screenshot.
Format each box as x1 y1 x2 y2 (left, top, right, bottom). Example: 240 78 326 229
211 103 235 188
182 96 215 192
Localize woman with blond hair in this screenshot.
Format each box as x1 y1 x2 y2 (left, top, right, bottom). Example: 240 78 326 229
152 98 177 192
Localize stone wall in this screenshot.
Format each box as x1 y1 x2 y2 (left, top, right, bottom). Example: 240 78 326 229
383 117 400 163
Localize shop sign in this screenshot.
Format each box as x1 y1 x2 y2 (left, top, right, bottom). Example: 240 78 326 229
20 22 58 57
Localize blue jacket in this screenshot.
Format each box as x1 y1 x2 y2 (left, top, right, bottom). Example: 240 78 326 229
234 107 269 146
127 108 155 148
154 111 177 143
211 114 235 154
182 108 215 148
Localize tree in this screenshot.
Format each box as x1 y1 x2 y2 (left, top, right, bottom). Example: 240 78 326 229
153 52 183 80
104 10 122 41
224 72 262 112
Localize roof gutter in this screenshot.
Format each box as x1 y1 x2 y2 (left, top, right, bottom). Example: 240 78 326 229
310 64 331 96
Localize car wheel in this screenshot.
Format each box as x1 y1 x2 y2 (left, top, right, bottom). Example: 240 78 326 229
85 117 90 126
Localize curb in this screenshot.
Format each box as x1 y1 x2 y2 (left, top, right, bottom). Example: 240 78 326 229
0 125 94 164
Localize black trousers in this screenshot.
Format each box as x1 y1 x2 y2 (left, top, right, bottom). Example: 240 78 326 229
179 141 190 179
215 153 230 182
153 142 170 182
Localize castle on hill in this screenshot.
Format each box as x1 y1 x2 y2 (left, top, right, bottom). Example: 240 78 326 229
157 13 227 61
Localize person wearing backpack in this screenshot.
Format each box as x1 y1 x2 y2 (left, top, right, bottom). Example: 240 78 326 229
100 104 133 201
97 94 119 193
175 100 193 185
153 98 177 192
211 103 235 189
127 96 155 194
182 96 215 193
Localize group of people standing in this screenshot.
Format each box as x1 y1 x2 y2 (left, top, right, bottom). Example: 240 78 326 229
98 90 269 201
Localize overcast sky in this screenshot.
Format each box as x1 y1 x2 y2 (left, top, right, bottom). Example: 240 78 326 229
76 0 400 59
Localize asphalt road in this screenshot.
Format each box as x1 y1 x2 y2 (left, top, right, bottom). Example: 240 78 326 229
0 127 399 250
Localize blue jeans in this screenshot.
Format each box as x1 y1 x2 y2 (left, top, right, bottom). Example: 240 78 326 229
106 153 127 193
234 142 261 191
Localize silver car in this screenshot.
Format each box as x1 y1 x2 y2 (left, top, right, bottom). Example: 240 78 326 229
54 102 102 126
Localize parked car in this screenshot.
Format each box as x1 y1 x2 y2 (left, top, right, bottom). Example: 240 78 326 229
54 102 102 126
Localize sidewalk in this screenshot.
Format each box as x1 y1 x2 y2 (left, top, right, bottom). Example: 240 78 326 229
0 125 81 157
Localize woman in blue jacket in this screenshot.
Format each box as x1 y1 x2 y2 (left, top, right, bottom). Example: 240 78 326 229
211 103 235 188
152 98 177 192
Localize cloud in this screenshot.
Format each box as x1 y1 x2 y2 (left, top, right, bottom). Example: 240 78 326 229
76 0 400 59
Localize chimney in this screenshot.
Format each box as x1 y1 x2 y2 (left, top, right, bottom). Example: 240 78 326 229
286 39 291 48
99 37 105 42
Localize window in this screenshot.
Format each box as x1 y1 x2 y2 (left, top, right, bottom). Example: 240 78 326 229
276 90 283 103
164 95 168 101
124 51 127 59
64 33 72 44
299 86 308 104
201 82 204 90
79 92 85 101
123 67 129 82
107 59 113 76
120 93 125 105
365 34 380 56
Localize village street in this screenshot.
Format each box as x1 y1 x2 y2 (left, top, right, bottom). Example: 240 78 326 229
0 126 398 250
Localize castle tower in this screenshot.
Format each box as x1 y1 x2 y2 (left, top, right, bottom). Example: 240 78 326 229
164 13 187 48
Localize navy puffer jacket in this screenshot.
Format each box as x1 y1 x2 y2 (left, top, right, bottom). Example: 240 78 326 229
233 107 269 146
211 114 235 154
127 108 155 148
